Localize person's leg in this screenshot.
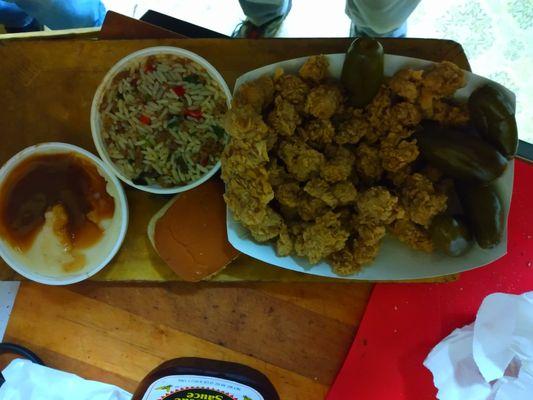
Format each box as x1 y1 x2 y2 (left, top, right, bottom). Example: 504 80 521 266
239 0 290 26
11 0 106 30
345 0 421 37
233 0 291 38
0 1 34 28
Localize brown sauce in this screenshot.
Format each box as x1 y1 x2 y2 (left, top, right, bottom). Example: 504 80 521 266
0 153 115 253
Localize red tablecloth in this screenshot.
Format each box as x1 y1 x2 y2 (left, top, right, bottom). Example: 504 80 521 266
328 159 533 400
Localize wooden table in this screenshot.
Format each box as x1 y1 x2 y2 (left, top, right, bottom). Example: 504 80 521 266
0 36 469 398
3 281 372 398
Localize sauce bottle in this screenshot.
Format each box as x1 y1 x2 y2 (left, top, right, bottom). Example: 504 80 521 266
132 358 279 400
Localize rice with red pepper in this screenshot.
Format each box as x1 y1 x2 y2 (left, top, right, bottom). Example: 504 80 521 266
98 54 228 187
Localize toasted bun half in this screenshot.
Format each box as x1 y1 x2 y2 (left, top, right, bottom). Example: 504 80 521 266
147 178 239 282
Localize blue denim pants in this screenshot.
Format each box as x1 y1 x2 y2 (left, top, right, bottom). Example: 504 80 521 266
0 0 106 29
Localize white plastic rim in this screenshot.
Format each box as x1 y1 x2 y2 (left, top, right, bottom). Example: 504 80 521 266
0 142 129 285
91 46 232 195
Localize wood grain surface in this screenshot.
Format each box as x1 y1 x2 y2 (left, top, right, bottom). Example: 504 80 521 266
99 11 187 40
2 281 372 398
0 38 469 282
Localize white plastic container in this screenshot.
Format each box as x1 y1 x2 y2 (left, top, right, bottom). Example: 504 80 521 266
91 46 232 195
226 53 515 281
0 142 129 285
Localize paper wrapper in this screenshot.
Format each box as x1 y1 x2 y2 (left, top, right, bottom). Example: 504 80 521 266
0 359 132 400
424 292 533 400
226 53 515 280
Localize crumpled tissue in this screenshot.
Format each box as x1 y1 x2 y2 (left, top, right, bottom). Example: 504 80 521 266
0 359 131 400
424 291 533 400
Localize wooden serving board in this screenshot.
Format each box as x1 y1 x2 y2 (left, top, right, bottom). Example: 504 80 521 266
0 38 469 282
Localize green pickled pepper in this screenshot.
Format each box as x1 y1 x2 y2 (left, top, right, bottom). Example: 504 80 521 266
429 214 472 257
341 38 384 108
458 184 504 249
468 84 518 158
415 126 508 183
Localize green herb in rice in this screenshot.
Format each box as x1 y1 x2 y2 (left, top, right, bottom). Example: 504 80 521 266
99 53 228 187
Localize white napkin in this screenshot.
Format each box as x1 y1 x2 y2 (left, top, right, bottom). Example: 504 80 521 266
424 292 533 400
0 359 132 400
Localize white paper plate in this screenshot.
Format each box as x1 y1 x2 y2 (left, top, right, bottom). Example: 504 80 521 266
227 53 515 281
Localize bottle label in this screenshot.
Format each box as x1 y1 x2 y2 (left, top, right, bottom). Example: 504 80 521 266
141 375 265 400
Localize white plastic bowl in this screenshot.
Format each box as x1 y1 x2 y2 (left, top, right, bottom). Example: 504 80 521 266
0 143 129 285
91 46 232 195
